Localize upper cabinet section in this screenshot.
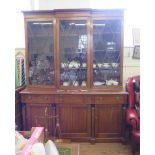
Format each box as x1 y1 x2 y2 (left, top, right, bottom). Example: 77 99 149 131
23 9 124 90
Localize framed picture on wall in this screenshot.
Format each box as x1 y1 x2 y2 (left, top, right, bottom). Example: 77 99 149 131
132 28 140 46
133 45 140 59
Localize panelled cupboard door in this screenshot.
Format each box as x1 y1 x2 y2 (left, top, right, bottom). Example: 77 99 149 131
95 104 123 142
26 104 56 136
56 103 91 141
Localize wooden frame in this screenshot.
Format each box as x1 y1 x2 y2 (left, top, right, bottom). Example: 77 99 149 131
133 45 140 59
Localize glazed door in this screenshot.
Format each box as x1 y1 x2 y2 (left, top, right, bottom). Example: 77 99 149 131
92 19 122 87
58 19 90 88
26 19 56 87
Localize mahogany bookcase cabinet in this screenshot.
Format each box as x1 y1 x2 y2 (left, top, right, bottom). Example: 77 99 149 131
20 9 127 143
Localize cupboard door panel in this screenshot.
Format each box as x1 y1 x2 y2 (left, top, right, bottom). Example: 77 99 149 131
56 104 91 140
95 104 122 141
26 104 56 137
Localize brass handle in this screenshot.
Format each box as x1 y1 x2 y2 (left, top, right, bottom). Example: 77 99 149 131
116 96 120 100
28 96 32 100
44 96 48 100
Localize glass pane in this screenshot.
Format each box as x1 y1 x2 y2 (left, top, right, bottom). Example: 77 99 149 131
93 20 121 86
59 20 87 86
27 21 55 85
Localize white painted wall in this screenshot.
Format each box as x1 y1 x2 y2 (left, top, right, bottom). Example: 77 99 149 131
38 0 90 9
123 47 140 86
15 0 141 47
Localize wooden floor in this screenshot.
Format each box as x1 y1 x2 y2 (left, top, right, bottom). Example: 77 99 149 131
78 143 137 155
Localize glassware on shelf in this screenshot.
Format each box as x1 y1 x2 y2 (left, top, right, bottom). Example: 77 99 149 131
106 42 116 52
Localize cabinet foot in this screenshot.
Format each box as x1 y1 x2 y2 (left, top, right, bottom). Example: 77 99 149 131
90 138 96 144
121 137 128 145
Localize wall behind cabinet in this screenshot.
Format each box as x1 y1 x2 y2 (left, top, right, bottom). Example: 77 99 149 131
123 47 140 86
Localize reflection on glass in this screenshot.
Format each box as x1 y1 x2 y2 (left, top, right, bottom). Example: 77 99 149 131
59 20 87 86
93 20 121 86
28 21 55 85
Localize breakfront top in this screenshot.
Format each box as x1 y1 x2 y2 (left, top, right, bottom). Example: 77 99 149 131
23 9 124 91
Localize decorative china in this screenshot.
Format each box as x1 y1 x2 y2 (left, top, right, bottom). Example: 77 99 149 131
103 63 110 68
82 63 86 68
81 81 86 86
98 63 102 68
112 63 119 68
106 41 116 51
93 64 96 68
106 79 119 86
74 81 79 86
63 82 70 86
68 61 80 68
94 81 105 86
61 63 65 68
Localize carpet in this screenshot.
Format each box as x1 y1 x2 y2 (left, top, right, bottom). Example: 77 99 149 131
56 143 79 155
79 143 140 155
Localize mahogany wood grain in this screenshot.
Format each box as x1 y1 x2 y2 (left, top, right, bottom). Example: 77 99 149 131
56 103 91 142
95 104 122 142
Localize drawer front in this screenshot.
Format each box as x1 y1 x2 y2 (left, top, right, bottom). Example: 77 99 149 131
95 95 125 104
56 95 91 104
22 94 55 103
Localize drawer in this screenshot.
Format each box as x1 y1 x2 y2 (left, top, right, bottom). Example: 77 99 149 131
22 94 55 103
95 95 125 104
56 95 90 104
